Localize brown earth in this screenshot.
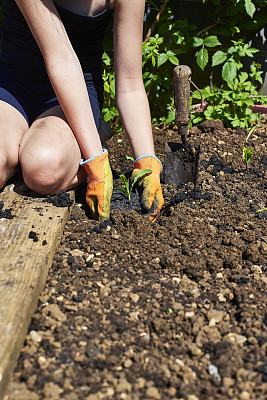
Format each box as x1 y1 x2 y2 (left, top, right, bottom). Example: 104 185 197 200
4 119 267 400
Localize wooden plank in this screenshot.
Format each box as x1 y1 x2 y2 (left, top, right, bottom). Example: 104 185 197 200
0 178 74 400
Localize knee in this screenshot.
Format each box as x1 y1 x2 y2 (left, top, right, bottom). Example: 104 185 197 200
0 162 7 189
20 147 65 195
0 154 7 188
0 151 17 189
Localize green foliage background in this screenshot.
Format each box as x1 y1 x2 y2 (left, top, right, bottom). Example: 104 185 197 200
102 0 267 129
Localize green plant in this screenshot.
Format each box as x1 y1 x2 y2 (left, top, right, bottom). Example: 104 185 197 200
142 33 179 122
121 155 135 162
100 1 266 128
192 63 267 128
211 39 259 87
102 33 179 127
256 208 267 212
102 52 121 129
193 35 221 71
118 169 152 200
243 125 258 169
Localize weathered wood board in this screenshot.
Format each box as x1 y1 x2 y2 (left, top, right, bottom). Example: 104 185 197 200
0 178 74 400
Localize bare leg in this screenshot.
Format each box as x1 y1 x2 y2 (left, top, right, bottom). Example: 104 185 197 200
19 106 87 195
0 101 29 189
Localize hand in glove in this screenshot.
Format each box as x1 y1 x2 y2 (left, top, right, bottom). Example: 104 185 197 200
132 155 164 222
80 149 113 220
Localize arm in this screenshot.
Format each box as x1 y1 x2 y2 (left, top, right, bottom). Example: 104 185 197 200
113 0 155 159
114 0 164 221
15 0 102 159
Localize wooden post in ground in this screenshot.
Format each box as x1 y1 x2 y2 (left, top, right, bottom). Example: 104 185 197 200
0 178 74 400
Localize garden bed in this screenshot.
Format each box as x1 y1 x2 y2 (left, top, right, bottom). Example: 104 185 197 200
4 119 267 400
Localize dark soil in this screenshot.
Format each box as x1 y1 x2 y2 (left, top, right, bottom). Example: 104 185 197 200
5 120 267 400
43 191 74 208
0 201 14 219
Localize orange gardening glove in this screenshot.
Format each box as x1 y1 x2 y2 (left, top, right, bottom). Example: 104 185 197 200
80 149 113 220
132 155 164 222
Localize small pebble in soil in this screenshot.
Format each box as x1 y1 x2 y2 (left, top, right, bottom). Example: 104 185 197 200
0 201 14 219
72 295 83 302
208 364 221 382
43 190 74 207
29 231 38 242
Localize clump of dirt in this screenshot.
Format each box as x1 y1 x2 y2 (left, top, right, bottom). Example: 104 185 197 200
43 190 74 207
0 200 14 219
198 119 225 133
5 122 267 400
28 231 39 242
111 188 142 212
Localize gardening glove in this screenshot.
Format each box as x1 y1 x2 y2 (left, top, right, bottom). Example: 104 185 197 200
80 149 113 220
132 155 164 222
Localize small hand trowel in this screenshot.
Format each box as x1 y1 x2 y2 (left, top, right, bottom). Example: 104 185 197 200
164 65 200 186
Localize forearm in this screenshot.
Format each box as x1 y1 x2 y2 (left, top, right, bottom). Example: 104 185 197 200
116 86 155 159
46 60 102 159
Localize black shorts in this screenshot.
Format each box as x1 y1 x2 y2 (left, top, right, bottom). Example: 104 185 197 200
0 66 104 128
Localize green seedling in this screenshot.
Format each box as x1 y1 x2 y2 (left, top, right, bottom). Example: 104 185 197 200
243 125 259 170
243 143 253 170
122 155 135 162
256 208 267 212
118 169 152 200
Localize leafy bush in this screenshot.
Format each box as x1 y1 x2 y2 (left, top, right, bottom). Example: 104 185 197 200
102 0 267 129
192 47 267 128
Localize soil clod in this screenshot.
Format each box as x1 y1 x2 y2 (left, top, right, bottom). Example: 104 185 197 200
28 231 38 242
43 190 74 207
0 201 14 219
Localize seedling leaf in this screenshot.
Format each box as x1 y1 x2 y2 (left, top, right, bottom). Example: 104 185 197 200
243 145 253 168
124 155 135 161
120 174 129 187
242 125 259 170
131 169 152 188
245 124 259 143
118 169 152 200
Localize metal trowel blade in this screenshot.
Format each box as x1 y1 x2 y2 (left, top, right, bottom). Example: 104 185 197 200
164 141 200 186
